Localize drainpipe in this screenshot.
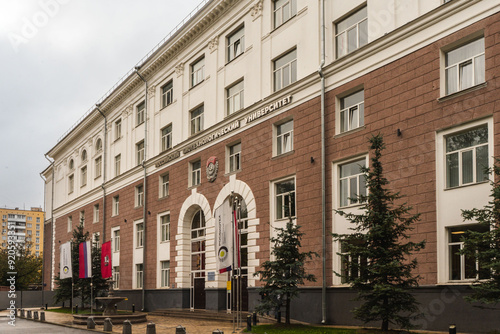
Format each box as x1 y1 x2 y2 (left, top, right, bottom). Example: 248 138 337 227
39 172 48 307
43 154 55 292
135 66 148 312
96 104 108 243
318 0 327 324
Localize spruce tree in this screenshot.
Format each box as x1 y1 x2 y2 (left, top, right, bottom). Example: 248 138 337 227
333 134 426 331
461 159 500 304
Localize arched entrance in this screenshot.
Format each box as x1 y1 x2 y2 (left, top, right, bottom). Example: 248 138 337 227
191 208 206 310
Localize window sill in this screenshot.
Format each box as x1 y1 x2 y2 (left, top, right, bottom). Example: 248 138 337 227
335 126 366 138
226 52 244 65
190 80 205 90
438 82 487 102
159 195 169 200
337 202 366 210
188 184 201 190
160 240 170 244
225 169 241 177
136 122 145 128
444 180 488 191
272 150 295 160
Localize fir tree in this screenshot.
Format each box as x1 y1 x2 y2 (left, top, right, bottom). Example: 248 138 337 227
333 134 426 331
461 159 500 304
0 241 42 290
254 205 318 325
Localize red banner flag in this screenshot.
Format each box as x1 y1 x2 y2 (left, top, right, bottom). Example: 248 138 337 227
101 241 112 278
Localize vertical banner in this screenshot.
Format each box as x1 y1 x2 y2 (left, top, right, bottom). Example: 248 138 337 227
233 208 241 269
101 241 112 278
214 198 232 273
79 241 92 278
60 241 73 279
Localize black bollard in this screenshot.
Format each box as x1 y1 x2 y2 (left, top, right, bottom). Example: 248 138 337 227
62 302 64 309
252 312 257 326
123 320 132 334
75 305 78 314
40 311 45 322
175 325 186 334
277 310 281 323
449 325 457 334
45 304 48 310
146 322 156 334
247 314 252 332
114 304 117 312
132 304 135 313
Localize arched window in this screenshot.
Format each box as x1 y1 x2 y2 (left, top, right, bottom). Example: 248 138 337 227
191 209 206 277
81 149 87 161
69 159 74 170
96 138 102 151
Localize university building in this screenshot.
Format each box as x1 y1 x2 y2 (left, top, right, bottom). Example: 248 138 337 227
42 0 500 331
1 207 44 257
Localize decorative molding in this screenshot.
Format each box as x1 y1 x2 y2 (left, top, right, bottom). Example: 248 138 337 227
251 0 263 20
175 62 185 77
148 85 156 99
124 104 133 117
208 35 219 53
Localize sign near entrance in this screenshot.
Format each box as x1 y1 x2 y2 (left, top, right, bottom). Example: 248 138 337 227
214 198 233 273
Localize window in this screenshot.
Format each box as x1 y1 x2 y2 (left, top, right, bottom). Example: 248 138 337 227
93 204 99 223
95 156 102 178
340 240 368 283
228 142 241 173
136 263 144 289
445 37 485 95
161 125 172 152
27 230 32 235
36 238 39 244
161 80 173 108
161 261 170 288
80 211 85 226
340 90 364 133
112 196 119 216
339 158 367 207
69 159 74 170
36 251 39 257
115 154 121 177
36 245 39 250
136 101 145 125
113 266 120 289
113 229 120 252
115 119 122 140
449 225 490 281
445 126 488 188
190 105 204 135
227 26 244 62
160 214 170 242
160 173 169 198
92 232 100 246
136 185 144 207
227 80 244 115
68 174 74 193
28 217 32 221
67 217 72 233
81 166 87 187
191 209 206 277
136 222 144 248
274 49 297 91
190 160 201 187
136 141 145 166
81 149 87 162
36 223 40 229
191 57 205 87
274 0 296 28
335 6 368 58
276 120 294 155
27 223 32 228
95 138 102 152
36 231 39 237
275 179 295 220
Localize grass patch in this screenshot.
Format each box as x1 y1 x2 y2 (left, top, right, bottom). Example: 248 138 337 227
245 324 433 334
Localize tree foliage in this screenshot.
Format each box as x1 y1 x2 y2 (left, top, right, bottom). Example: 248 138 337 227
254 217 317 324
461 158 500 304
0 241 42 290
333 134 426 331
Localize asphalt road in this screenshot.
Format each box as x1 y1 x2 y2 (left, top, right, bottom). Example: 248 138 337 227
0 316 96 333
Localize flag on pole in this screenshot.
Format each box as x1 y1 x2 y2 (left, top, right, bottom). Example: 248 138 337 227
233 208 241 269
214 198 232 273
79 241 92 278
60 241 72 279
101 241 112 278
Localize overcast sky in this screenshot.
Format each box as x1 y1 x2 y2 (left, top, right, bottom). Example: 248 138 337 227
0 0 203 210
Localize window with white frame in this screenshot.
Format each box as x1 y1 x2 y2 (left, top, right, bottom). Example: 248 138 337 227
274 49 297 91
36 222 40 228
227 80 244 115
445 37 485 95
80 210 85 226
136 101 145 125
68 174 74 194
36 231 39 237
161 261 170 287
339 158 367 207
136 222 144 248
115 154 121 177
228 142 241 173
190 160 201 187
95 156 102 178
161 80 173 108
28 216 32 221
112 196 119 216
27 230 32 236
92 232 100 246
136 140 145 166
339 90 364 133
190 105 204 135
115 119 122 140
160 214 170 242
136 185 144 207
160 173 169 198
81 166 87 187
340 240 368 283
335 6 368 58
191 57 205 87
113 229 120 252
93 204 99 223
227 26 244 62
36 244 39 250
274 0 297 29
275 178 296 220
113 266 120 289
36 237 39 244
161 125 172 152
445 125 488 188
276 120 294 155
27 223 32 228
448 224 490 281
136 263 143 289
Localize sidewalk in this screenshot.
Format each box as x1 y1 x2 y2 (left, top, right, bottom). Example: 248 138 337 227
0 308 246 334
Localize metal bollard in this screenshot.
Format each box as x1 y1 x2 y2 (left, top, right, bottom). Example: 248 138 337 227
247 314 252 332
45 303 48 310
252 312 257 326
103 318 113 332
449 324 457 334
40 311 45 322
122 320 132 334
75 305 78 314
175 325 186 334
132 304 135 313
146 322 156 334
34 311 39 320
87 316 96 329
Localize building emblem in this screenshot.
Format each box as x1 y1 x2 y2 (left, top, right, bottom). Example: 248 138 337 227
104 255 110 267
63 266 70 274
206 156 219 183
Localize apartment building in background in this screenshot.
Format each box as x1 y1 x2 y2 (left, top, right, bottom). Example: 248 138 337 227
1 207 44 257
41 0 500 331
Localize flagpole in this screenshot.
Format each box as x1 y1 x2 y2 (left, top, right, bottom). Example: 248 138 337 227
71 241 74 315
90 240 93 315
